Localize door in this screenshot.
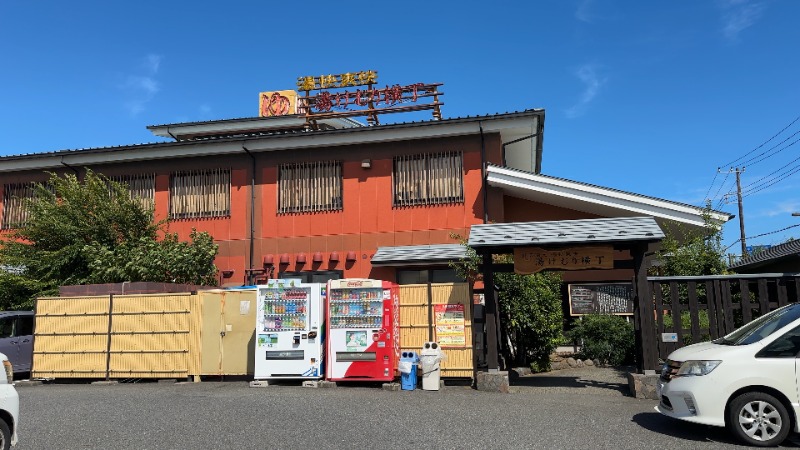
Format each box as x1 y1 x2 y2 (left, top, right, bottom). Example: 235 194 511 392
0 316 17 368
14 314 33 372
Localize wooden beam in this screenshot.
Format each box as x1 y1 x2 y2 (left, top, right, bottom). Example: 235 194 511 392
482 252 499 371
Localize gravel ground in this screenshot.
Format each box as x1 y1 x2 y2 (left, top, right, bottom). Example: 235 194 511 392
12 368 800 450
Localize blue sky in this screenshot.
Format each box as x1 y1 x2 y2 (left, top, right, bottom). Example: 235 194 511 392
1 0 799 257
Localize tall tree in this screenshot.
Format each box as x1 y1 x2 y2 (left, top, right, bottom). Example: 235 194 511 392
0 170 219 308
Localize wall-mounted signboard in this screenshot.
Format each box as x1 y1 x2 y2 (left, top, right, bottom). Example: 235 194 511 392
568 283 634 316
514 246 614 274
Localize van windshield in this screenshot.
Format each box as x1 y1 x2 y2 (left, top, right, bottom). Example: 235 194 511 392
715 303 800 346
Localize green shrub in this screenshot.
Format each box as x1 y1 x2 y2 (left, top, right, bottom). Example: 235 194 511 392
570 314 635 366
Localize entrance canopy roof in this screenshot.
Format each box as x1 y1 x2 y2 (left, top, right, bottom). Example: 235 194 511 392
371 244 467 267
487 165 732 231
468 216 664 253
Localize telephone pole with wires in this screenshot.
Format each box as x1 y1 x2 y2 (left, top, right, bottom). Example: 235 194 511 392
733 167 747 256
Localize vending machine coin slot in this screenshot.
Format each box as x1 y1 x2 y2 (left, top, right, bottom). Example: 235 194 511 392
293 334 301 345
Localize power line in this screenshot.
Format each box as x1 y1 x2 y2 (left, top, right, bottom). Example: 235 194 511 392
711 170 732 207
737 129 800 168
723 223 800 252
703 168 720 203
720 113 800 168
740 137 800 196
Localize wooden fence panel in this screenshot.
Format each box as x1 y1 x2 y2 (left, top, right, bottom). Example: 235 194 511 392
33 296 111 378
646 275 800 365
32 293 198 380
399 283 473 379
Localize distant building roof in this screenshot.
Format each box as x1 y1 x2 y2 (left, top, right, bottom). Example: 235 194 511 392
729 240 800 271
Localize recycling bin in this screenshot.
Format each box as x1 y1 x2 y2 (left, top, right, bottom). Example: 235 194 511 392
420 342 443 391
399 351 419 391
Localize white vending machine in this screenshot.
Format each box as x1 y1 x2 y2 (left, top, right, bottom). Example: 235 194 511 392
254 279 325 381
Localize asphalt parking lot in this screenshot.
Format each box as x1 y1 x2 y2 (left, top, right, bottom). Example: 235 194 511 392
13 368 800 449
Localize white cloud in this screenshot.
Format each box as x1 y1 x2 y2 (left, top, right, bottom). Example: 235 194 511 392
565 64 606 119
119 54 163 116
575 0 594 23
719 0 764 41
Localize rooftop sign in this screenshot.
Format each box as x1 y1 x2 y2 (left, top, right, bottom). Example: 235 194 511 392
259 90 298 117
294 70 443 128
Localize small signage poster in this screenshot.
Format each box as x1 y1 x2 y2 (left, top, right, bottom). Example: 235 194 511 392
568 283 634 316
434 304 466 347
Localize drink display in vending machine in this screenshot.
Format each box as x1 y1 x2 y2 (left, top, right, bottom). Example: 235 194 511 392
254 279 325 381
326 278 399 382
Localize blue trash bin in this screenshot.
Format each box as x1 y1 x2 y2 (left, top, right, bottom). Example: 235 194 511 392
400 351 419 390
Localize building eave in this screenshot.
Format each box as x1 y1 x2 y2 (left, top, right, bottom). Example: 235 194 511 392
487 165 733 229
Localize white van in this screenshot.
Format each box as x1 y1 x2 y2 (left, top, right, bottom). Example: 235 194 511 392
656 303 800 447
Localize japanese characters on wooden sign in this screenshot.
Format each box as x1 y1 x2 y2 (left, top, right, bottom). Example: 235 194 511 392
259 90 297 117
434 304 466 347
293 70 443 127
568 283 634 316
513 246 614 274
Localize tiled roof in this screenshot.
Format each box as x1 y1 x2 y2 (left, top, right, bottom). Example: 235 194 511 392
729 240 800 270
468 216 664 249
371 244 467 266
0 110 543 161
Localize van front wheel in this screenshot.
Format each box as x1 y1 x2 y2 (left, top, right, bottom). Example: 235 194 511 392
727 391 791 447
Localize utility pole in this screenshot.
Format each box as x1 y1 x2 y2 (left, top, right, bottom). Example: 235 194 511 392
735 167 747 256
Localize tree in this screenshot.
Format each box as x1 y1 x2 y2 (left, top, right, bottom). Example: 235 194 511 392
0 170 219 308
651 206 729 277
449 233 563 371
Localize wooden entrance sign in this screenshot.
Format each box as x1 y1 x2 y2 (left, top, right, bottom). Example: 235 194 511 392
513 245 614 274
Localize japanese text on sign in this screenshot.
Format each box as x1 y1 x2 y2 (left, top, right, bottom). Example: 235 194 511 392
514 246 614 274
297 71 378 91
568 283 634 316
308 83 426 113
434 304 466 347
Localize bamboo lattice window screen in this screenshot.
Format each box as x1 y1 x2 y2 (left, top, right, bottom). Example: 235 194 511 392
107 174 155 211
1 182 37 229
393 151 464 207
278 161 342 213
169 169 230 219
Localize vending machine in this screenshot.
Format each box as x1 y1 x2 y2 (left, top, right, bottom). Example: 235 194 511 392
254 279 325 381
326 278 399 382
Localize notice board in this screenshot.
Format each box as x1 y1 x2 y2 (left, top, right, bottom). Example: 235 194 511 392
568 283 634 316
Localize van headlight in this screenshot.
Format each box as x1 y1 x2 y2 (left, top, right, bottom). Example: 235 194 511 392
676 360 721 377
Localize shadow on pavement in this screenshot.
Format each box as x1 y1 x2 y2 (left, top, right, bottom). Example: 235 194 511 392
631 412 800 447
509 366 631 395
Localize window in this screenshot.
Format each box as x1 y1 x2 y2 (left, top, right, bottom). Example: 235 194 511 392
397 268 465 285
2 182 37 229
15 316 33 336
169 169 230 219
756 324 800 358
393 151 463 207
0 318 12 339
278 161 342 213
277 270 343 284
107 174 155 210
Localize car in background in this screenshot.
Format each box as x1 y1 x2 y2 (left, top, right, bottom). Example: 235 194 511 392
0 351 19 448
0 312 33 376
656 303 800 447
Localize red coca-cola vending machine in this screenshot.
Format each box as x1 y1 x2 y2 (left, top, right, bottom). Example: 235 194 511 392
325 278 399 382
